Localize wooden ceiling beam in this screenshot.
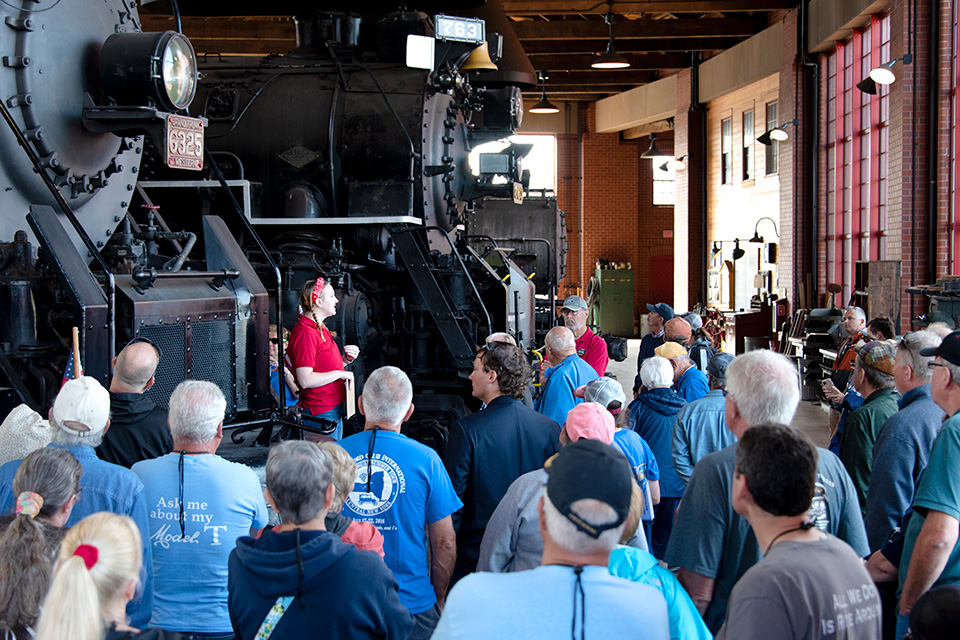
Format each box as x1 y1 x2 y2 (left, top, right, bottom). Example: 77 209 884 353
503 1 797 14
533 84 638 92
522 93 613 101
521 36 740 53
511 16 764 39
139 15 295 39
185 39 295 55
528 52 689 70
538 70 658 84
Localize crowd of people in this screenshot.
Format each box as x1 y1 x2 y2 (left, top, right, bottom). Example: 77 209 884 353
0 290 958 639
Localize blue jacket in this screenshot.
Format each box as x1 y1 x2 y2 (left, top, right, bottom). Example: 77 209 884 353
444 396 561 563
229 529 412 640
609 546 713 640
535 354 599 425
672 389 736 486
676 366 709 403
0 443 154 628
630 388 688 498
865 384 944 551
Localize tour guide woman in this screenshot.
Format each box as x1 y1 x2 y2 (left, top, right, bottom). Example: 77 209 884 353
288 277 359 440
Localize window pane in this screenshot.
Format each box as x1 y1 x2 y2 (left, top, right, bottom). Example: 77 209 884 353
765 102 779 175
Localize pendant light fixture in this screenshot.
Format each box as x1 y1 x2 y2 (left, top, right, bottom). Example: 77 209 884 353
591 12 629 69
529 71 559 114
640 132 668 160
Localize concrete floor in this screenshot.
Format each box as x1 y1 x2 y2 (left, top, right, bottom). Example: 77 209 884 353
606 339 832 448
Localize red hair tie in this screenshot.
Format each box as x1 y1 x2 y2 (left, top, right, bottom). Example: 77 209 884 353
311 277 326 306
73 544 98 570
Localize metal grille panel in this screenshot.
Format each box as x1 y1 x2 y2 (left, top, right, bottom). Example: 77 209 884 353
191 320 236 416
140 324 186 411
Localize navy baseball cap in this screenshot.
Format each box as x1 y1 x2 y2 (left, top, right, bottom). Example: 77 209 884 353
919 330 960 367
646 303 675 321
546 439 631 539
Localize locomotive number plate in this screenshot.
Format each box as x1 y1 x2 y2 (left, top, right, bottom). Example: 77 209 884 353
166 115 204 171
434 15 485 44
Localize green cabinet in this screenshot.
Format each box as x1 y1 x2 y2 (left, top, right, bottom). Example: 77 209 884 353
590 269 635 336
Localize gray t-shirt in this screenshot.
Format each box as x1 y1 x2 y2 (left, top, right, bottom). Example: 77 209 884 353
716 535 882 640
664 443 869 634
477 467 648 573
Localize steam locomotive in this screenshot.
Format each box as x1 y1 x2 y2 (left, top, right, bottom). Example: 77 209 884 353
0 0 562 442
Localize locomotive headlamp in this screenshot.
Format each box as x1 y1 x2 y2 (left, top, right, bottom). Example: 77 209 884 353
100 31 198 112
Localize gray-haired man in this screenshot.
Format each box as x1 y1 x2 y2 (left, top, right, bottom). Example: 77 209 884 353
133 380 268 638
434 439 670 639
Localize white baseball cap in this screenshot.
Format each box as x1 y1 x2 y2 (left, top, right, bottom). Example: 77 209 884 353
52 377 110 438
574 376 627 413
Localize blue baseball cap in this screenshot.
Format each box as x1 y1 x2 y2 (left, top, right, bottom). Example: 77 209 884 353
646 303 675 321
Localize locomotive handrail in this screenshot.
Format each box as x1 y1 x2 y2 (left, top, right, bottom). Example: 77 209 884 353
0 97 116 364
203 146 288 439
404 225 494 338
492 236 556 322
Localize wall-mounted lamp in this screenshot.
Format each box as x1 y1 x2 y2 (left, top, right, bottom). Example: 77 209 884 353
857 54 913 94
732 238 745 261
757 119 798 146
748 216 780 243
591 12 630 69
529 71 559 114
641 132 668 160
711 241 722 258
658 156 686 172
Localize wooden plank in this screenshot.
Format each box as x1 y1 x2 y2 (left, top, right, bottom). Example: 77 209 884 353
503 1 798 15
139 15 295 39
535 70 658 84
528 52 690 70
521 36 742 53
511 16 765 39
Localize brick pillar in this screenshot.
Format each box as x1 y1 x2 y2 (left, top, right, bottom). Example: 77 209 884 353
674 67 706 310
779 8 816 308
889 0 933 328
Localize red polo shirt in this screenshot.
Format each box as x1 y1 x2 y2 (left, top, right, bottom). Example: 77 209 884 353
576 328 609 376
287 314 346 414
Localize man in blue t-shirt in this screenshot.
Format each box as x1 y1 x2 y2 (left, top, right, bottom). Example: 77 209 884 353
132 380 268 637
340 366 462 640
535 326 599 424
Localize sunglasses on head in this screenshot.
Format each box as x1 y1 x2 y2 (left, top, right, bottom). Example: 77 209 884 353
124 336 163 362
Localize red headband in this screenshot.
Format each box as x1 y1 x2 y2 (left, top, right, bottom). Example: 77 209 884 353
74 544 99 570
311 277 326 305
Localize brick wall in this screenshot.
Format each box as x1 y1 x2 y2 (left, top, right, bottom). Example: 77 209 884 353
554 105 675 333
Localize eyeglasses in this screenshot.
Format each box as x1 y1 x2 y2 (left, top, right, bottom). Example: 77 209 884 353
124 336 163 362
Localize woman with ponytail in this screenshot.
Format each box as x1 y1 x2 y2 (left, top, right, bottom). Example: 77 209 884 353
35 512 179 640
288 277 359 440
0 448 81 639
